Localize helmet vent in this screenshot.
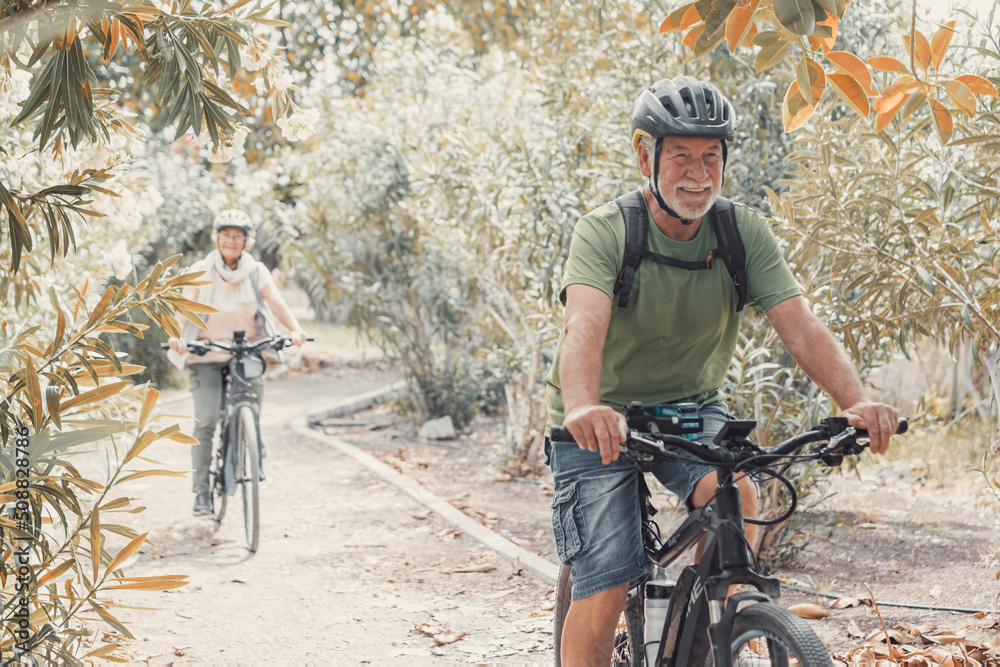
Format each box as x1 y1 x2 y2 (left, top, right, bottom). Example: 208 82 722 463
680 89 696 117
660 97 679 119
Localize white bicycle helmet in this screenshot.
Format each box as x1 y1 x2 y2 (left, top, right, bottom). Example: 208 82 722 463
212 209 254 235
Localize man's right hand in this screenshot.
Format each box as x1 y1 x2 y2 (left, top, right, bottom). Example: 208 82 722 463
563 405 628 465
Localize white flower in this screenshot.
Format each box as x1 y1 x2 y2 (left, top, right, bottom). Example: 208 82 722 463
206 126 250 164
240 39 272 73
0 67 32 119
276 108 320 142
268 62 295 92
108 239 133 280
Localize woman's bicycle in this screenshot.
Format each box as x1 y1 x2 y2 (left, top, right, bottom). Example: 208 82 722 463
164 331 305 552
550 402 906 666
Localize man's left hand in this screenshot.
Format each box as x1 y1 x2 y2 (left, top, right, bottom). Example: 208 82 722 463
840 401 899 455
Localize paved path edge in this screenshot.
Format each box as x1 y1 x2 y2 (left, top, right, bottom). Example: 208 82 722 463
292 381 560 586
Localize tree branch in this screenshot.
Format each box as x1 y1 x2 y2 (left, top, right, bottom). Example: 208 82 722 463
0 0 61 38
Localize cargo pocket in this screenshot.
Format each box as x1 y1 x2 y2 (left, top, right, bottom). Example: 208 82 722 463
551 479 586 563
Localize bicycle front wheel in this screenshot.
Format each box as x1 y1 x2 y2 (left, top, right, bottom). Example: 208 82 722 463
721 602 831 667
236 405 261 552
212 439 229 523
553 564 643 667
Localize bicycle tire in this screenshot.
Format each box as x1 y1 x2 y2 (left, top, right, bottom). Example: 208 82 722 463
719 602 831 667
236 405 261 552
553 564 644 667
613 581 644 667
213 429 230 523
553 564 572 666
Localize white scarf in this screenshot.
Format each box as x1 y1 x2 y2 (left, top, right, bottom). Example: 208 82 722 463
196 249 258 313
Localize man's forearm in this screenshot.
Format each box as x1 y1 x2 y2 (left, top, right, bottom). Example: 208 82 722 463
783 316 868 410
559 328 605 413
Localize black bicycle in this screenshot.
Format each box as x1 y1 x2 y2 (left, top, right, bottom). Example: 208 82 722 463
164 331 305 552
550 402 906 666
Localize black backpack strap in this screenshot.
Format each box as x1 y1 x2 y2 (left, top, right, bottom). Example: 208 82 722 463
710 197 748 312
613 189 647 308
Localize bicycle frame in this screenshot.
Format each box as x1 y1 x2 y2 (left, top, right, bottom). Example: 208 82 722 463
213 335 264 495
639 474 778 666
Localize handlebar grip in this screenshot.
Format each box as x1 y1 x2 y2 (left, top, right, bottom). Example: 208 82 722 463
855 418 908 439
549 426 575 443
160 343 169 350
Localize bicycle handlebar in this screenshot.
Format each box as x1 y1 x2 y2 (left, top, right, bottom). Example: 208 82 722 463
549 416 907 471
160 334 315 356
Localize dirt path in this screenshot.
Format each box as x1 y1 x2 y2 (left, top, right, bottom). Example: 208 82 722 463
95 357 555 664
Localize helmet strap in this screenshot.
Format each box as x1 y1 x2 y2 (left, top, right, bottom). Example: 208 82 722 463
648 138 689 223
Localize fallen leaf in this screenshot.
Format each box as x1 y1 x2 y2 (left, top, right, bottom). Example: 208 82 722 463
493 473 512 482
451 564 496 573
788 602 830 619
832 596 863 608
433 631 467 645
923 632 965 645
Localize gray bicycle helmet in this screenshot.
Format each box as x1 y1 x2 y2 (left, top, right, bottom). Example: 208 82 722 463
630 77 737 221
630 76 736 150
212 208 254 234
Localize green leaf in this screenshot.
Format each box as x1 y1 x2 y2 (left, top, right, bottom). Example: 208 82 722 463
773 0 816 35
88 600 135 639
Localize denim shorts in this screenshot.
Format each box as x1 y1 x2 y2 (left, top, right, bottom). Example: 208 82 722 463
547 402 734 600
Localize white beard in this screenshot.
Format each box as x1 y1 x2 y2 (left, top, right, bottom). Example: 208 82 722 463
661 179 720 220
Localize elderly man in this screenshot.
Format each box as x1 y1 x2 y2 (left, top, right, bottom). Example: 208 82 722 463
545 76 898 664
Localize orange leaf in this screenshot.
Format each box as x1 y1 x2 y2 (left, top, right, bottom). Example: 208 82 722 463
930 20 956 71
874 78 915 114
682 23 705 53
37 559 76 587
828 72 870 118
788 603 830 619
902 30 931 71
138 386 159 428
867 55 909 73
782 81 817 132
796 56 826 105
106 532 148 573
809 12 838 54
955 74 998 97
679 4 703 30
875 93 908 132
659 3 695 33
725 2 757 52
826 51 874 95
928 97 953 144
107 19 121 61
90 507 101 583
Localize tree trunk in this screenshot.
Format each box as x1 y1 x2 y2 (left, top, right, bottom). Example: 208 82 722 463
982 341 1000 457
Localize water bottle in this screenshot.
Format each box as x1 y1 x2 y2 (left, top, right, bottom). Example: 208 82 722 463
644 570 674 665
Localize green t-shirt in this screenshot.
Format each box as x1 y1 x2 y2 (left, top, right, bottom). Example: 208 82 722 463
546 195 801 427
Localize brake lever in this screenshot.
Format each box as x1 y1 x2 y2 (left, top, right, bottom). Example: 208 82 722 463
618 433 660 471
820 427 863 466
